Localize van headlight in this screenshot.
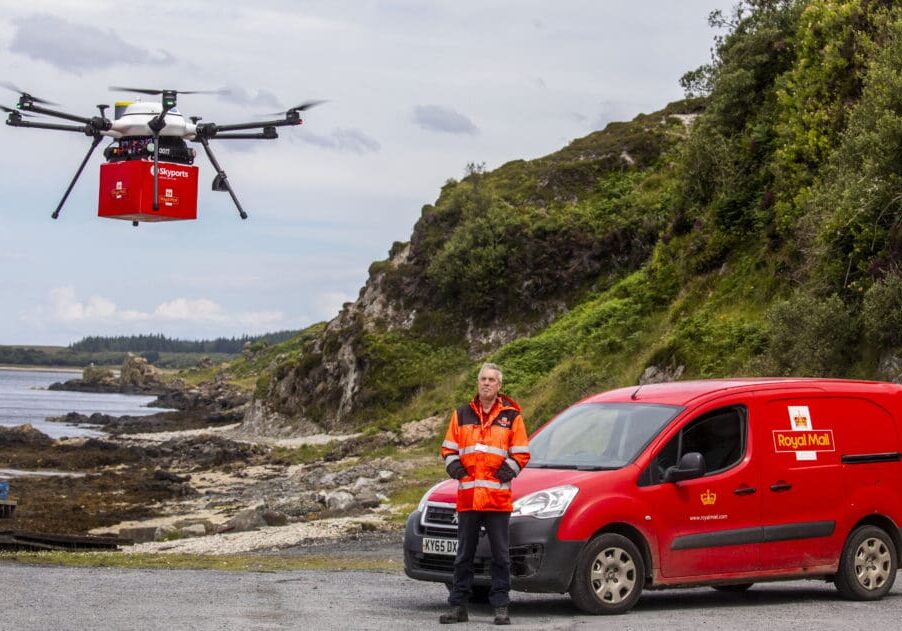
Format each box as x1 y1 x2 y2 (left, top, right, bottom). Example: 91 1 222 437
511 485 578 519
417 481 448 513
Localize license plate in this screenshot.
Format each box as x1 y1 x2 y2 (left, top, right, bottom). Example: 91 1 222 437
423 537 458 556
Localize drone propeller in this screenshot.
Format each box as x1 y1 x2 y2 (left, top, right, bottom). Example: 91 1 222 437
109 86 230 96
263 100 327 116
0 81 59 106
1 104 37 117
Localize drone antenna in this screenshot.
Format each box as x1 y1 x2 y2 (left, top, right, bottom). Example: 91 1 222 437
147 91 177 212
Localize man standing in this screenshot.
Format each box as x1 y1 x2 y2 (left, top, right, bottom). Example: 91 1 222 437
439 362 530 625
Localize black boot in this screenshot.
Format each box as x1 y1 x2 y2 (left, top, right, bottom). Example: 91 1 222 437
493 606 510 625
439 605 468 624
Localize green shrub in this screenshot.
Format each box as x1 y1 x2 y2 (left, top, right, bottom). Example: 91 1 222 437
759 292 859 376
862 273 902 347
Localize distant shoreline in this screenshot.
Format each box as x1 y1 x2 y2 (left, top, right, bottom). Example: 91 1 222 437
0 365 83 374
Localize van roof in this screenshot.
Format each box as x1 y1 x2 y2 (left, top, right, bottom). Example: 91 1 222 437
586 378 901 407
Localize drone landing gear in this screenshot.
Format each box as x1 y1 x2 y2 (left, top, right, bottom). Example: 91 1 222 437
52 134 102 220
196 136 247 220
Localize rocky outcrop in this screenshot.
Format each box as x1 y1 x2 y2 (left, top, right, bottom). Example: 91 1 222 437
49 354 170 395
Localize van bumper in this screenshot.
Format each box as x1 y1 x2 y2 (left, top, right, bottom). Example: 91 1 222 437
403 509 583 593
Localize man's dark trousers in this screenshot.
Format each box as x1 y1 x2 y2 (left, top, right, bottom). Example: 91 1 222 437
448 511 511 608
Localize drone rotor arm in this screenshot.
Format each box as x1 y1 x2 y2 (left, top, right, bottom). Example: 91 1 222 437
5 115 89 134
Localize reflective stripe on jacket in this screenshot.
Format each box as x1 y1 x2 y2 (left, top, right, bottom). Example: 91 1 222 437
440 393 530 512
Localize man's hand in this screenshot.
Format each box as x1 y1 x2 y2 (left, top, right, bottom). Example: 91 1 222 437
496 462 516 483
446 459 467 480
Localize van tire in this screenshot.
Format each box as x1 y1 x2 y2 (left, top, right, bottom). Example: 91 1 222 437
834 525 898 600
569 533 645 615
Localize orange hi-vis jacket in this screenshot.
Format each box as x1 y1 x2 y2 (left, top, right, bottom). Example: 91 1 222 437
441 393 531 512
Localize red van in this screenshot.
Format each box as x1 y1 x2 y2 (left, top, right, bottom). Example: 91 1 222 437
404 378 902 614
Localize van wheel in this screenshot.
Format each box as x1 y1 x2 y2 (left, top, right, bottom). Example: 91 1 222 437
569 533 644 615
834 525 898 600
713 583 753 592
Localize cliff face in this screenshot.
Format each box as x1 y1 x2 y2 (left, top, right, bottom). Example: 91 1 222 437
243 101 701 435
244 1 902 436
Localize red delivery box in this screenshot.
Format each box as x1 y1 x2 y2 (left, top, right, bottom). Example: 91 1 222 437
98 161 199 222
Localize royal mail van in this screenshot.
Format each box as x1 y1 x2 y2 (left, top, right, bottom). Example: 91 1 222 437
403 378 902 614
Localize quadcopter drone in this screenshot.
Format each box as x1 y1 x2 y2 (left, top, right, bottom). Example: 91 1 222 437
2 83 322 225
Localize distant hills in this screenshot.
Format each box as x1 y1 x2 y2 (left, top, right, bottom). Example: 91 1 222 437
0 330 298 368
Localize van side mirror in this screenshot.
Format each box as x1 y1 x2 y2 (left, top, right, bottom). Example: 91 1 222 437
664 452 706 483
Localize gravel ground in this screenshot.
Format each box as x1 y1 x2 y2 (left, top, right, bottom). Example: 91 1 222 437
6 560 902 631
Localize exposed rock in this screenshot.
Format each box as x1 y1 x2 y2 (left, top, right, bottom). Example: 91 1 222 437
120 353 165 390
179 524 207 538
400 415 444 446
82 364 117 386
218 507 268 533
878 353 902 384
323 490 356 511
638 364 685 385
0 424 53 448
119 526 163 543
271 494 321 519
148 379 250 415
354 490 381 509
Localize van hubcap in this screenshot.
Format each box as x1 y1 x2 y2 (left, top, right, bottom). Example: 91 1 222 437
854 537 891 590
590 546 637 603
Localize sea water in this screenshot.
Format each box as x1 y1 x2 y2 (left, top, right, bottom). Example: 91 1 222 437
0 368 165 439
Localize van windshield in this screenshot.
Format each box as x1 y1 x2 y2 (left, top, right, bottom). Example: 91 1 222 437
527 402 682 470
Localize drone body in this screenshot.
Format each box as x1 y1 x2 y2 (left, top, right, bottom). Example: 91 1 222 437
2 85 321 225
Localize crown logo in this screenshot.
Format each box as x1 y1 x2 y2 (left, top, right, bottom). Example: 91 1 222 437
701 489 717 506
793 414 808 428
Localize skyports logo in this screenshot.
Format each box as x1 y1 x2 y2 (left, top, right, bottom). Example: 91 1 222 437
149 165 190 179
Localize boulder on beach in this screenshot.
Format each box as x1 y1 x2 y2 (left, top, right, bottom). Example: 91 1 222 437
0 424 53 447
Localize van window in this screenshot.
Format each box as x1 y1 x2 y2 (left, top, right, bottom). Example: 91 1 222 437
643 406 747 485
528 403 681 470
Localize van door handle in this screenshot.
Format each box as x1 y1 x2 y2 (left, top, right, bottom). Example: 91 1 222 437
770 482 792 492
733 485 756 496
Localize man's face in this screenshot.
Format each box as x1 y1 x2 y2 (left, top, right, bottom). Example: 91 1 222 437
478 369 502 402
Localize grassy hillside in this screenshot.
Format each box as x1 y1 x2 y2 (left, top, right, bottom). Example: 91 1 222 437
243 0 901 435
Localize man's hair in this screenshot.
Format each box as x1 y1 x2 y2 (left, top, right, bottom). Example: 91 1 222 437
479 362 503 384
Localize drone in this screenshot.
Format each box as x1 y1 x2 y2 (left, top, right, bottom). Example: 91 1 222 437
2 83 322 225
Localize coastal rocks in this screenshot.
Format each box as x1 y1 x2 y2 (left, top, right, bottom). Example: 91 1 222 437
323 490 356 511
0 424 53 447
148 379 250 415
119 353 164 390
216 506 290 533
83 364 117 387
50 354 169 395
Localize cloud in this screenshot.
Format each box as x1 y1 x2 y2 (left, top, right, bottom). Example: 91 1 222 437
412 105 478 135
9 14 174 74
47 288 284 328
217 86 284 111
299 128 381 154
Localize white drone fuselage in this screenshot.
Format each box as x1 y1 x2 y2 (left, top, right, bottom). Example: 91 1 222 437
105 101 197 139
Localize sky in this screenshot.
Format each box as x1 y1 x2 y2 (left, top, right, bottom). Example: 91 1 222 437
0 0 735 346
